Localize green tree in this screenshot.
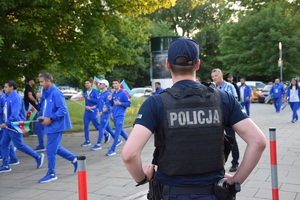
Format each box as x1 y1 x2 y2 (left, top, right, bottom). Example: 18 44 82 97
218 1 300 81
0 0 174 87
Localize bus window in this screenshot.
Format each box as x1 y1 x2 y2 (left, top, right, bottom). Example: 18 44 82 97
152 51 171 79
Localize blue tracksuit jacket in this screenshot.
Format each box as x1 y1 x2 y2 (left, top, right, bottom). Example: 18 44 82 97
270 83 285 99
42 84 72 133
238 85 252 103
84 89 99 112
110 89 131 118
5 90 26 128
98 90 111 114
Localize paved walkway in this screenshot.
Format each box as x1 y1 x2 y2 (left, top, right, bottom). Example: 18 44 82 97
0 103 300 200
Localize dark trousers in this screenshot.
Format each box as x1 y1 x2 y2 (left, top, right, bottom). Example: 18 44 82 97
224 127 239 166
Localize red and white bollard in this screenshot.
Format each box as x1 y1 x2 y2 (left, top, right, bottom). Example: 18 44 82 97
269 128 279 200
77 155 88 200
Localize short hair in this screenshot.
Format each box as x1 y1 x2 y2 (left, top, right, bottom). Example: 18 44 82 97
155 82 161 86
227 74 233 78
85 79 92 83
39 72 53 82
169 64 195 76
211 68 223 75
5 80 17 90
240 77 246 81
112 79 121 83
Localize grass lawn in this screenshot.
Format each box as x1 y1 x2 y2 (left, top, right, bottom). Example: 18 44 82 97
66 97 146 133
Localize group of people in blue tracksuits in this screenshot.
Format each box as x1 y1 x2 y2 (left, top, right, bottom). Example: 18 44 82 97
0 72 78 184
0 81 45 174
268 78 300 123
81 79 131 157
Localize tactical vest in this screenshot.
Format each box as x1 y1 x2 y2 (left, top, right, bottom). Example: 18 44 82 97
153 85 225 176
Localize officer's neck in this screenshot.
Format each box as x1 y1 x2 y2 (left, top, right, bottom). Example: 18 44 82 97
172 74 196 84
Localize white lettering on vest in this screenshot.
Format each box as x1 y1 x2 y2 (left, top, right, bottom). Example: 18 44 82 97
168 107 221 128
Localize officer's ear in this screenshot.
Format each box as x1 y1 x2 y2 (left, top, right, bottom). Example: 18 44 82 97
166 59 171 70
195 60 200 71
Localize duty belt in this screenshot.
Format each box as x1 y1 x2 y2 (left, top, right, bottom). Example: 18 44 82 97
162 184 215 195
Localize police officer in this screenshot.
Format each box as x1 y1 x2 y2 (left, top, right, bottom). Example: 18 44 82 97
122 37 266 199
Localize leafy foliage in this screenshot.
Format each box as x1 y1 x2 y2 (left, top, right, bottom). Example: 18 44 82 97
0 0 174 87
218 1 300 81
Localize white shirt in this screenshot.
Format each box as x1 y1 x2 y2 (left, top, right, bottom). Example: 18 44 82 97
289 86 300 102
239 86 245 102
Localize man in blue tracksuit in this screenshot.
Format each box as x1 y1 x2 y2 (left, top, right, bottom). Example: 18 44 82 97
37 72 77 183
91 79 115 150
270 78 285 113
0 80 44 173
81 80 99 146
238 77 252 116
0 88 16 162
107 79 131 156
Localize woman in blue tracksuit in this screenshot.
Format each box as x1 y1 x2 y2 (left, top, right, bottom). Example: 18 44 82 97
0 81 44 173
81 80 99 146
107 79 131 156
286 78 300 123
37 72 77 183
238 78 252 116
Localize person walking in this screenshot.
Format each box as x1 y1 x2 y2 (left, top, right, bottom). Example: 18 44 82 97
227 73 240 101
211 68 240 172
0 87 16 163
122 37 266 199
81 79 99 146
24 77 40 136
107 79 131 156
286 78 300 123
91 79 115 150
239 77 252 116
154 82 163 95
24 77 39 110
37 72 77 183
270 78 285 113
0 80 44 173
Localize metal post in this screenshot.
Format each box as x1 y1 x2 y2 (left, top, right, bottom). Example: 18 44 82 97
278 42 283 81
77 155 88 200
269 128 279 200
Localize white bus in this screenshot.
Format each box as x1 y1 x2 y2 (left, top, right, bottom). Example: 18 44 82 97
150 36 179 91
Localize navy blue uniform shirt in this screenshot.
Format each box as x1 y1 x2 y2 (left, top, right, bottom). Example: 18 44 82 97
134 80 248 186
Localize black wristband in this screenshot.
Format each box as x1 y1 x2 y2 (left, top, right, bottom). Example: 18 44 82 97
135 175 148 187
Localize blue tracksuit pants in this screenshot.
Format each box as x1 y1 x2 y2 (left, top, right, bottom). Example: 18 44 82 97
83 110 99 141
241 102 250 116
106 122 115 139
35 122 45 148
273 97 282 113
110 117 128 151
1 129 39 166
97 113 111 144
46 132 76 174
0 130 16 163
289 102 299 121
